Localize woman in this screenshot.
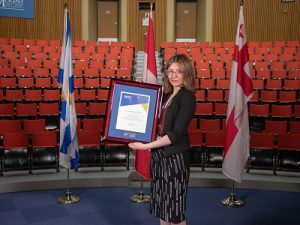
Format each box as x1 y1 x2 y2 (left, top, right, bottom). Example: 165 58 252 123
129 54 196 225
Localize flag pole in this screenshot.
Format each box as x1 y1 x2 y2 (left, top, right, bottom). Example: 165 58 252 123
221 0 253 207
58 168 80 204
131 2 155 203
57 3 80 205
131 179 150 203
221 180 244 207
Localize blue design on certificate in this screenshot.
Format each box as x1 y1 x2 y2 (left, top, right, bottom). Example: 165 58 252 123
116 92 150 133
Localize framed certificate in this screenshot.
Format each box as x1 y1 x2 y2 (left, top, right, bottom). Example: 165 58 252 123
103 79 163 143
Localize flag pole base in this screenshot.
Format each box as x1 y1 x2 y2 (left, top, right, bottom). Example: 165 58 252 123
221 192 244 207
57 191 80 204
131 191 150 203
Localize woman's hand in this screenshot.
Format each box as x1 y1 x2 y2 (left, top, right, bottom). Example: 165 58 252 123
128 142 148 150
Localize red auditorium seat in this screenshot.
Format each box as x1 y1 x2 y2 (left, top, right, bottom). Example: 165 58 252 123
2 132 30 175
289 121 300 134
188 118 198 131
18 77 34 89
23 119 46 134
248 132 275 174
265 120 287 135
97 89 109 101
207 90 224 102
85 77 100 89
260 90 277 103
5 89 23 102
15 68 32 77
31 131 59 172
35 77 51 88
278 90 296 103
188 130 204 169
43 89 60 102
16 103 38 118
24 89 42 102
195 102 213 116
88 102 107 116
277 133 300 172
271 104 292 119
0 120 22 135
82 118 105 132
0 103 14 118
75 102 88 117
77 130 102 169
195 90 205 102
199 79 215 89
79 89 97 101
199 119 221 132
249 103 269 117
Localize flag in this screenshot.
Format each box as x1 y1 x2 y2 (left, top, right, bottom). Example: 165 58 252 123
222 5 253 183
142 12 157 84
135 11 157 180
58 6 79 170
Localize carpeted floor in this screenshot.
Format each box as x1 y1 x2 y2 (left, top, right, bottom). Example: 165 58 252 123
0 187 300 225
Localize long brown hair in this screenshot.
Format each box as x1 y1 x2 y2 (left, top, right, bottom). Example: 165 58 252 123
163 54 196 94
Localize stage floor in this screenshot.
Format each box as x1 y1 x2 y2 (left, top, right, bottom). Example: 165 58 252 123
1 167 300 193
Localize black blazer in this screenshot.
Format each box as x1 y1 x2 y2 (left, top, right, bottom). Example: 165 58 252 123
160 88 196 157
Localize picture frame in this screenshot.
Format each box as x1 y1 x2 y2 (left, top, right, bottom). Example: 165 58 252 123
103 79 163 144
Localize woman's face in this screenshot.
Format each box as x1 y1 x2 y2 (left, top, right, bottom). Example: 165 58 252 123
166 62 183 89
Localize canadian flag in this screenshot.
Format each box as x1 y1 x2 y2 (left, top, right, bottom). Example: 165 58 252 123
135 12 157 180
222 5 253 183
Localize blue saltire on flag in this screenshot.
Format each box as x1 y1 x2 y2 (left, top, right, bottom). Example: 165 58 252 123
58 7 79 170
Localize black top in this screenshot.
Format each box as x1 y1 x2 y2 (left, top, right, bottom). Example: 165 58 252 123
160 88 196 157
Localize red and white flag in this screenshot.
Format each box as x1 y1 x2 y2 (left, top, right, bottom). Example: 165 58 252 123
135 12 157 180
142 12 157 84
222 5 253 183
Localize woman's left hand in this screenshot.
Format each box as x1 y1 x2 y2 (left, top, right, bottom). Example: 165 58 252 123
128 142 148 150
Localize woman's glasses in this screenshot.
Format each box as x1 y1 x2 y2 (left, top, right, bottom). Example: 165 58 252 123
166 70 183 77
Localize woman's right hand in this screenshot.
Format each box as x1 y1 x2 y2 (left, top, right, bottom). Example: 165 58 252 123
128 142 148 150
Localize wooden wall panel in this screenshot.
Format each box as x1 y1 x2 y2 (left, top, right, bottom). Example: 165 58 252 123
127 0 167 50
0 0 81 41
213 0 300 42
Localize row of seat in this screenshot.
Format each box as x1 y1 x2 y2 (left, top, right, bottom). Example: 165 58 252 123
0 118 105 134
0 67 133 80
1 49 135 62
0 102 108 118
188 118 300 134
160 40 299 49
0 76 131 89
0 130 130 175
0 67 133 78
195 78 299 90
188 131 300 173
195 89 299 103
164 49 299 61
195 102 299 119
0 38 135 48
195 69 299 80
1 100 299 120
1 54 134 68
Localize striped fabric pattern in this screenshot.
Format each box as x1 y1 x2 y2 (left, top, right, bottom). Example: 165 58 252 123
150 149 189 223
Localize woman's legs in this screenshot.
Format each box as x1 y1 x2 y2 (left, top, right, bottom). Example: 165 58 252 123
160 219 171 225
160 219 187 225
171 221 186 225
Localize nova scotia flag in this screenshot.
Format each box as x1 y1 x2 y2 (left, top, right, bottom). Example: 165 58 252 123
58 6 79 169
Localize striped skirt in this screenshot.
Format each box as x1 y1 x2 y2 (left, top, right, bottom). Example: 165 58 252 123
150 148 190 223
